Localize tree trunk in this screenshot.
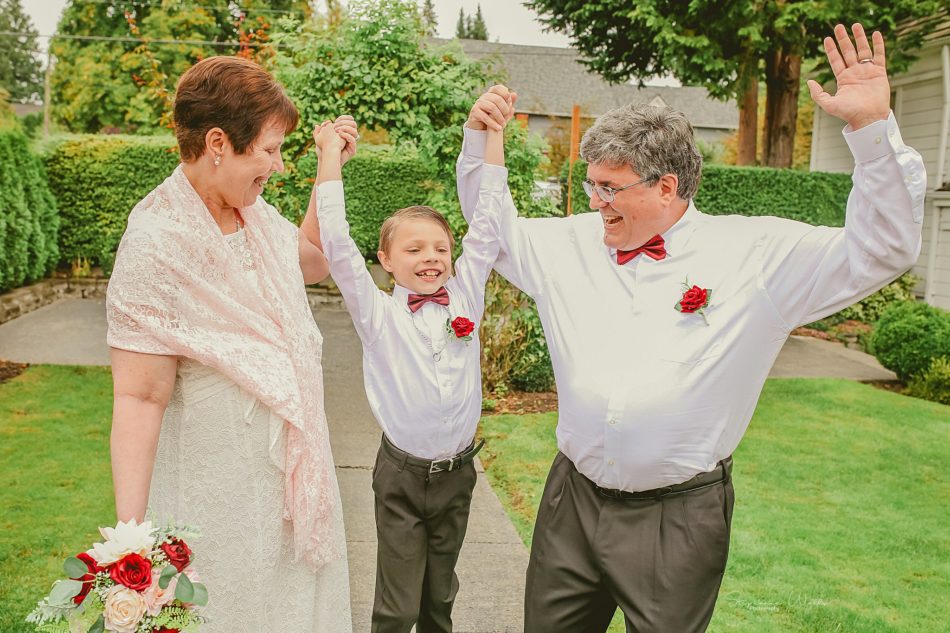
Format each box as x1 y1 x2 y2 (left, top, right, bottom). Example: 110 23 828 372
763 48 802 168
736 63 758 166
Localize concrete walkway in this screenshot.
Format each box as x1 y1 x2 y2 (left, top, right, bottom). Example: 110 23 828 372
0 298 898 631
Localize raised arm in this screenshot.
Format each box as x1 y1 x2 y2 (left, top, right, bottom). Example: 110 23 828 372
313 120 389 344
299 115 359 284
766 23 925 327
110 348 178 522
457 86 553 297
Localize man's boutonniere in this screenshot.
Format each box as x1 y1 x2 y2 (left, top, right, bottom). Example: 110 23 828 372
446 316 475 343
674 278 712 325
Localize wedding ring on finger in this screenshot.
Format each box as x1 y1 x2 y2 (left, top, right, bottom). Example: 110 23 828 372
858 58 874 64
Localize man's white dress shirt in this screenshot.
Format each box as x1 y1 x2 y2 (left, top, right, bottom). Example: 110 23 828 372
457 114 925 491
319 167 506 460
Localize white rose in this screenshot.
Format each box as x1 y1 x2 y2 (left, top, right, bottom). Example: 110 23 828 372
103 586 147 633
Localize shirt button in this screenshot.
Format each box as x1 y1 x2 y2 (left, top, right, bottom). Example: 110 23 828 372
608 417 618 425
607 459 615 466
874 137 882 144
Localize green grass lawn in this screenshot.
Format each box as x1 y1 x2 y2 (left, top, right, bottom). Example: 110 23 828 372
0 366 114 633
2 369 947 632
478 379 950 633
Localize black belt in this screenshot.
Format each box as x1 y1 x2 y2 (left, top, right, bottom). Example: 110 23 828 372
382 434 485 475
590 456 732 501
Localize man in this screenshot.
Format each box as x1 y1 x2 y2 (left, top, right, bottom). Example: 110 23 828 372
457 23 924 633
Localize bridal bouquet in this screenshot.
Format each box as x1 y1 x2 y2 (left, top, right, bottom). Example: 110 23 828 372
26 519 208 633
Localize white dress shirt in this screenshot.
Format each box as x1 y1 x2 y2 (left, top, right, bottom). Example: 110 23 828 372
457 114 925 491
318 167 506 459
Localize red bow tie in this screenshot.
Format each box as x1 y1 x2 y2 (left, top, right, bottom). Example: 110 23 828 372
407 287 450 313
617 234 667 265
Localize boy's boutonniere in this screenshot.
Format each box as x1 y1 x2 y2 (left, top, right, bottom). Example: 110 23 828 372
447 316 475 343
674 278 712 325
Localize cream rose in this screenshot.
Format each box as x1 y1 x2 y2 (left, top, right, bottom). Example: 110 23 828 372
103 586 147 633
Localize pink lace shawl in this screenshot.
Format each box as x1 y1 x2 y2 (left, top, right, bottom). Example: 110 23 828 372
106 165 342 570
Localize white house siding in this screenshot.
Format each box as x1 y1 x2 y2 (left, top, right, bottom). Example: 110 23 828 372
811 41 950 308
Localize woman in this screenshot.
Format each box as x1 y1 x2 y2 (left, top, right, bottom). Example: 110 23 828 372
106 56 353 631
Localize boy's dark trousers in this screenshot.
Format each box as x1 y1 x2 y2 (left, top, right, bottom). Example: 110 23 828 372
371 434 482 633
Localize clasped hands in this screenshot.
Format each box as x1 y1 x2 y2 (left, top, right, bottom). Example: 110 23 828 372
313 115 358 163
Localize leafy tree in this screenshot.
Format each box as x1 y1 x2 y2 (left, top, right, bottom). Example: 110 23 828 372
273 0 553 227
50 0 310 133
525 0 941 167
0 0 43 103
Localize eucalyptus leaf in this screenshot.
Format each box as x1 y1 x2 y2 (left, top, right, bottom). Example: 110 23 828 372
190 582 209 606
63 556 88 579
175 572 194 602
87 615 105 633
158 564 177 590
48 579 83 605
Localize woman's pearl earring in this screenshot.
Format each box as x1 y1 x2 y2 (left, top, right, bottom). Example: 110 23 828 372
214 155 222 166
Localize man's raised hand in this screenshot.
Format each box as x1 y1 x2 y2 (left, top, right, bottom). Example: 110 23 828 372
807 23 890 130
466 85 518 131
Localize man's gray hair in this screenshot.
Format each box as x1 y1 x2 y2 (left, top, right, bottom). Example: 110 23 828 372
580 103 703 200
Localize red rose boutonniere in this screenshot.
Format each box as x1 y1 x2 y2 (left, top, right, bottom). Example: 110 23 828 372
674 278 712 325
446 316 475 343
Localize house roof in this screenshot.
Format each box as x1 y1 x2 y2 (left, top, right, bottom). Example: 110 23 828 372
897 9 950 46
441 39 738 130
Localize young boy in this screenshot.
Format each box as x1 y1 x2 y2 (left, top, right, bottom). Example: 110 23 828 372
312 106 510 633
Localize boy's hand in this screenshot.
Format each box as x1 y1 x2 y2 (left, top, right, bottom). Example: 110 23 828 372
333 115 359 164
467 85 518 131
313 120 347 158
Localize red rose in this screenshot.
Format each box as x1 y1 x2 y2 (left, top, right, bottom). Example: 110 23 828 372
72 552 101 605
109 552 152 591
679 285 708 313
450 316 475 338
152 629 180 633
160 538 192 572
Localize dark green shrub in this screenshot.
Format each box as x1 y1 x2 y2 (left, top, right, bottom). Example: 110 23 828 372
870 302 950 382
562 159 851 226
0 128 59 292
905 356 950 406
43 135 180 273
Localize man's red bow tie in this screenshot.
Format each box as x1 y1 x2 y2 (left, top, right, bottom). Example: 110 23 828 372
617 234 667 265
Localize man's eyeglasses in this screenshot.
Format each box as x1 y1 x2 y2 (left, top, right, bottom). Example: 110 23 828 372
582 177 652 203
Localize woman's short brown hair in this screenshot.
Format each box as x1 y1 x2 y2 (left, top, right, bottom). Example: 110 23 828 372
378 206 456 254
173 56 299 161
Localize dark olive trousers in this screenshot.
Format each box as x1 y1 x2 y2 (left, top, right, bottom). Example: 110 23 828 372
524 452 735 633
370 438 478 633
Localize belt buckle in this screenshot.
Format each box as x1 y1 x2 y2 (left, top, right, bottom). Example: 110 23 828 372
429 457 454 474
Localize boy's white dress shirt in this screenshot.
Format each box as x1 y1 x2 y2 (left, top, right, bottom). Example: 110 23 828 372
457 114 925 491
319 166 507 460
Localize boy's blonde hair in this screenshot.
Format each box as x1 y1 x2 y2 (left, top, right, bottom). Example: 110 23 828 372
378 206 456 254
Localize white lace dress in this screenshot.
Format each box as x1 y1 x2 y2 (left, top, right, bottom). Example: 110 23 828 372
148 229 352 632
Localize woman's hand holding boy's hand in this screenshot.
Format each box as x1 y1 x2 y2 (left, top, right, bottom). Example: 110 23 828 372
333 115 359 164
313 120 347 158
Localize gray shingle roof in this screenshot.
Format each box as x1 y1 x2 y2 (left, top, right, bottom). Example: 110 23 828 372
441 39 738 130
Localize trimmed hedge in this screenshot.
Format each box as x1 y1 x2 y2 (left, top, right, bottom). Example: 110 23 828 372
43 135 181 273
562 159 852 226
0 128 59 292
42 136 434 271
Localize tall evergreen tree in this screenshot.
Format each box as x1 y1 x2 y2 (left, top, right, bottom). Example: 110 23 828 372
469 4 488 40
421 0 437 37
0 0 44 103
455 7 467 39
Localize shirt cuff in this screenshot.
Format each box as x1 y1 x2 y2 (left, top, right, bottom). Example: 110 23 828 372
316 180 345 217
843 111 902 163
463 127 487 159
480 164 508 194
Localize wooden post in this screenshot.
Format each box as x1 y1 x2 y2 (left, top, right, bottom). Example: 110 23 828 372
566 104 581 215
